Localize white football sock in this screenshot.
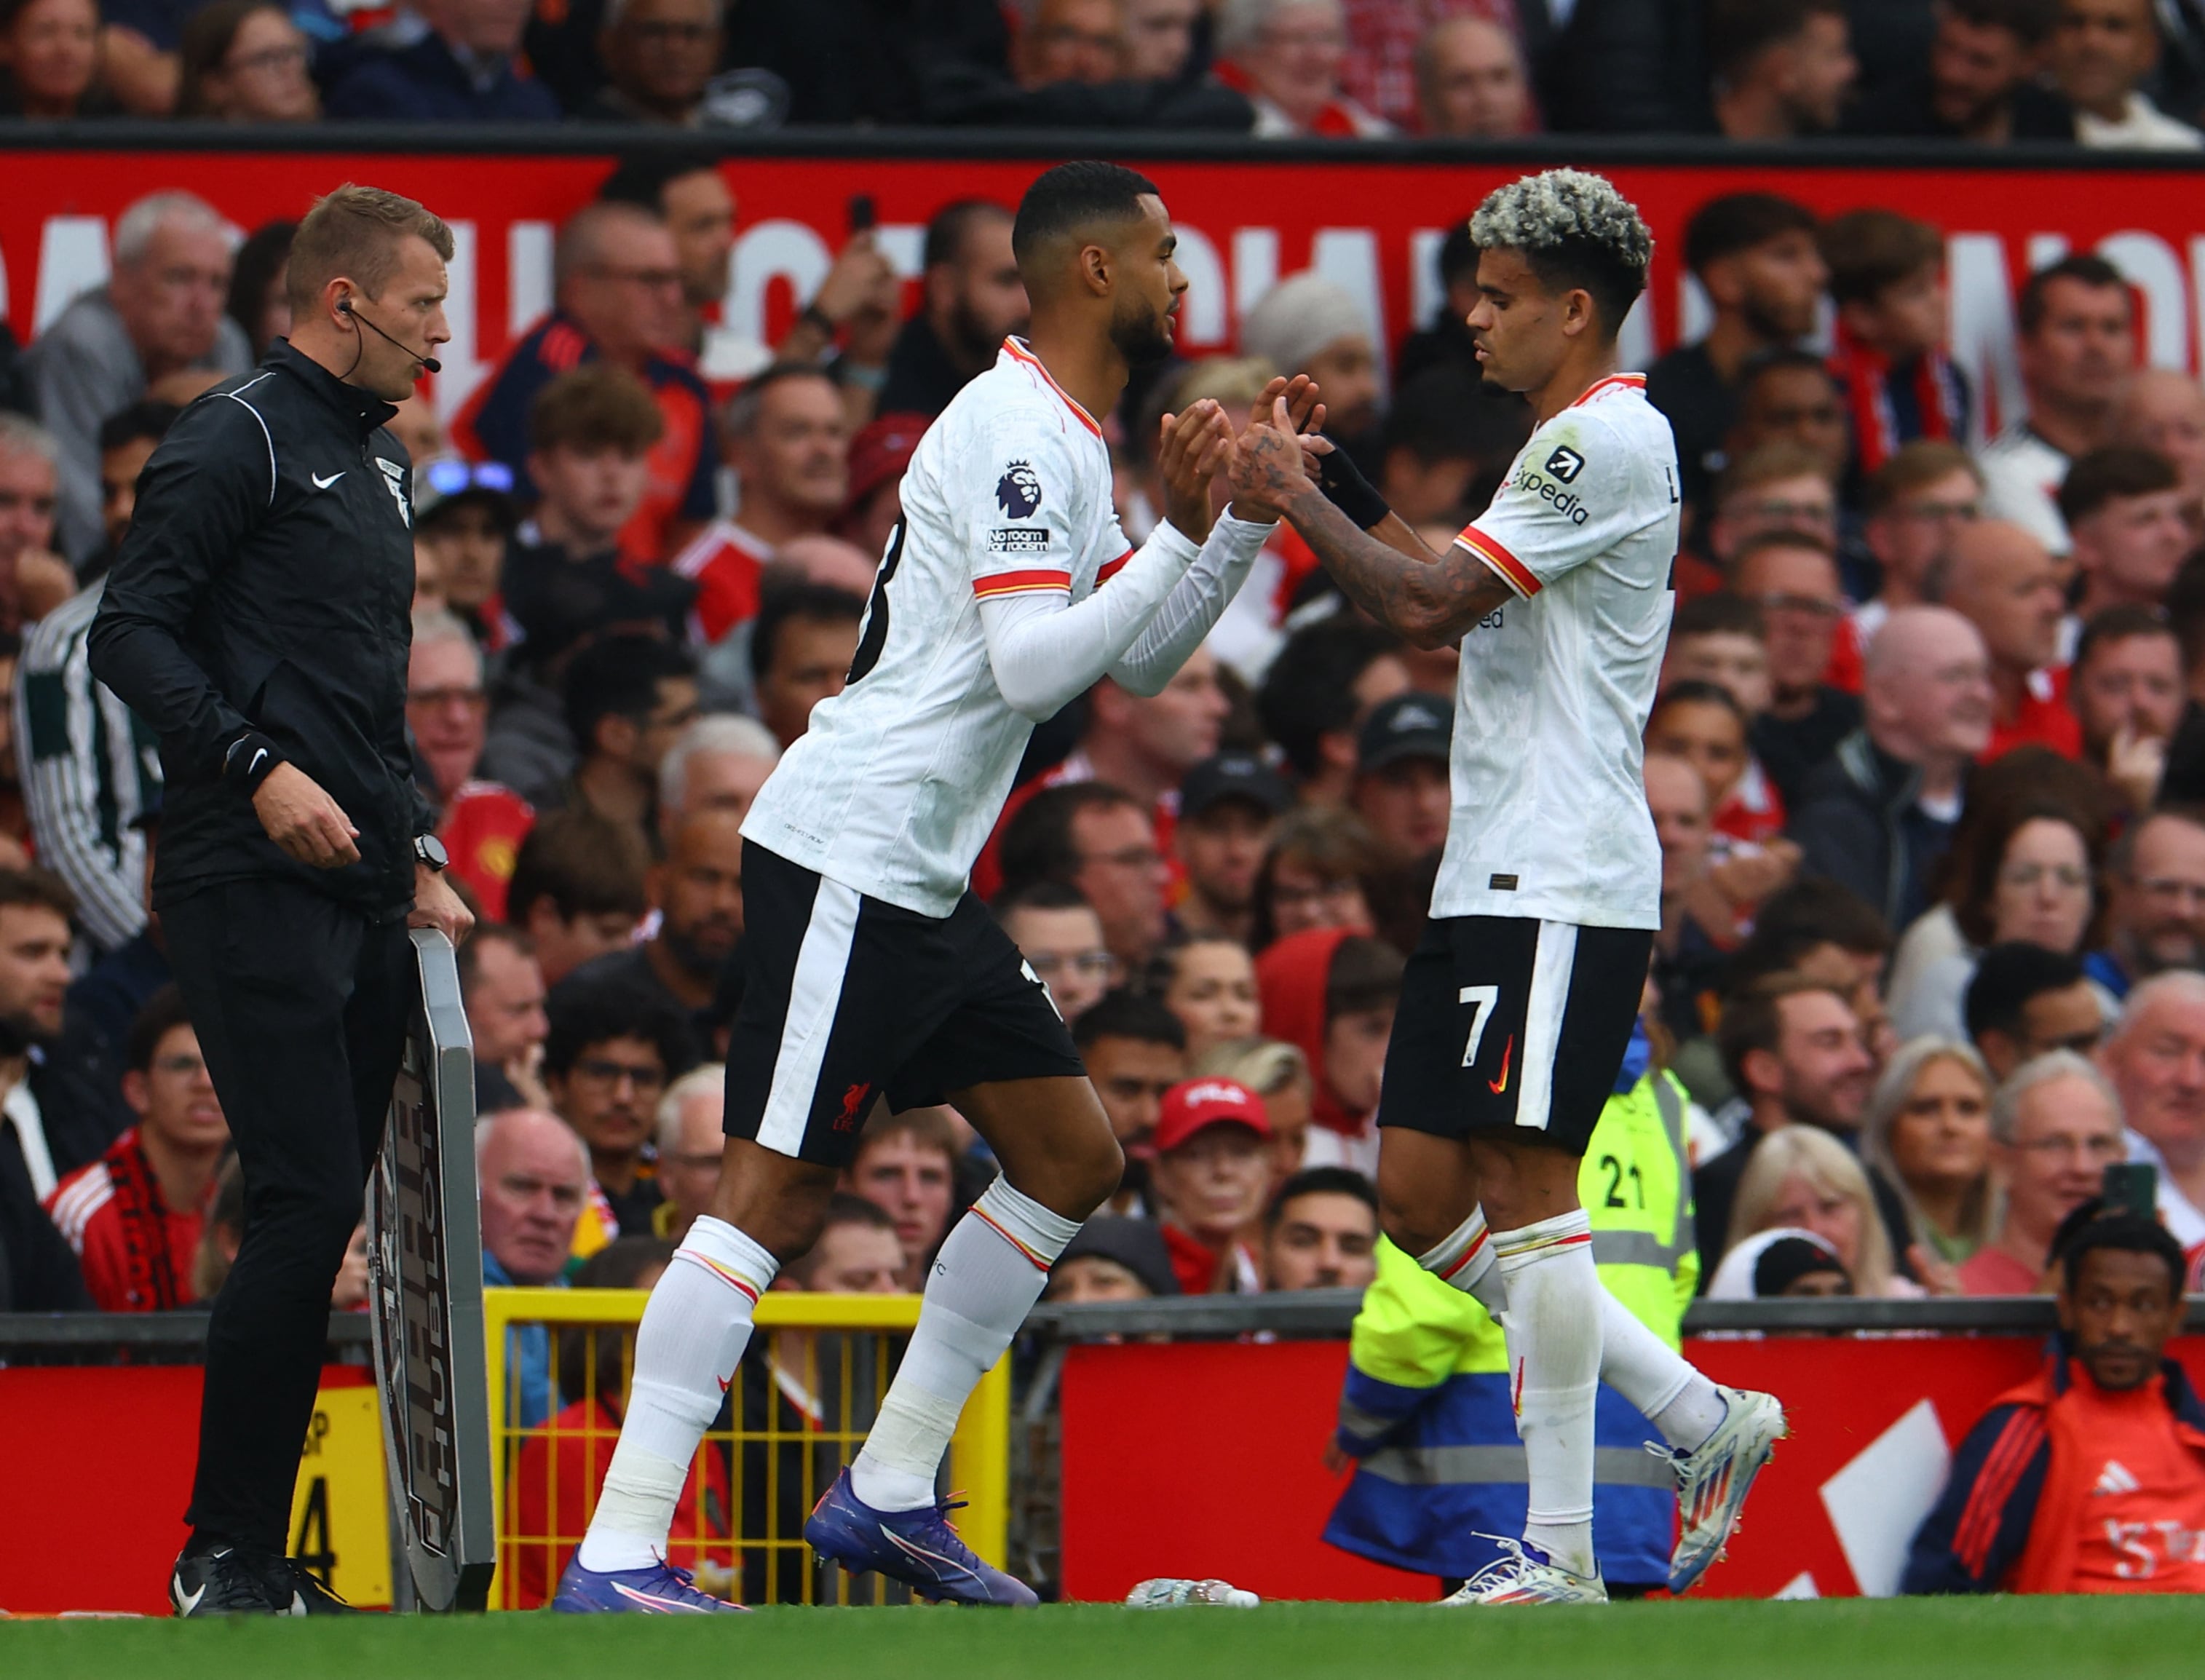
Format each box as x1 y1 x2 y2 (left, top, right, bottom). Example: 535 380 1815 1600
1495 1210 1602 1578
1598 1293 1727 1450
577 1217 777 1572
850 1177 1078 1512
1428 1209 1725 1453
1415 1205 1510 1319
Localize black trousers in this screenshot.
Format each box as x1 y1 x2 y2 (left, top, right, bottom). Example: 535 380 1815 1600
163 879 412 1553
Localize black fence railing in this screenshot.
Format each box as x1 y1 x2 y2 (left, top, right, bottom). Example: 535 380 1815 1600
2 122 2204 172
1024 1290 2205 1341
4 1293 2202 1358
0 1309 372 1358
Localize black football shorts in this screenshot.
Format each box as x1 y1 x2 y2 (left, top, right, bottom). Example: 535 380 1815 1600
722 841 1085 1167
1377 914 1652 1156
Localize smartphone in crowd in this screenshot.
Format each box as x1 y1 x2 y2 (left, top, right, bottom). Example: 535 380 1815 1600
2102 1161 2156 1220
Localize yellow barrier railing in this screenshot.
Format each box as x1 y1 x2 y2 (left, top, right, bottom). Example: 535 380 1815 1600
480 1288 1008 1609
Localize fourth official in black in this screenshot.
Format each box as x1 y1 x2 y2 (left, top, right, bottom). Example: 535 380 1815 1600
88 183 473 1617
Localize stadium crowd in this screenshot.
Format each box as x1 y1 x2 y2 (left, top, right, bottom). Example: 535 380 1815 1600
3 47 2205 1590
9 167 2205 1322
0 0 2203 148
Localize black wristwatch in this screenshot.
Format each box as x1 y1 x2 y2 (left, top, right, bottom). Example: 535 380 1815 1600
413 834 448 872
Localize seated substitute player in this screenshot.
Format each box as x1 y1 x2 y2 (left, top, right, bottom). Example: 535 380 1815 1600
1231 169 1786 1606
555 161 1313 1613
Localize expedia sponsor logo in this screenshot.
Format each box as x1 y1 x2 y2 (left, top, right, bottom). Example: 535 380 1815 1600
1513 461 1591 525
1544 445 1586 483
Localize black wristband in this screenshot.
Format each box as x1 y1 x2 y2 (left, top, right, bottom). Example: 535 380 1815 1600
223 731 285 794
1317 443 1391 530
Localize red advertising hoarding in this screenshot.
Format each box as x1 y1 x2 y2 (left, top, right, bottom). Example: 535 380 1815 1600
4 147 2205 442
0 1363 388 1615
1056 1331 2205 1603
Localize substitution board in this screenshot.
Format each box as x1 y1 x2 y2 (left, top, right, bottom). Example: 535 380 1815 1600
368 927 496 1612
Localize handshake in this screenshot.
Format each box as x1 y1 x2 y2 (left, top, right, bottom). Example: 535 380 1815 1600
1150 374 1334 539
1152 372 1391 541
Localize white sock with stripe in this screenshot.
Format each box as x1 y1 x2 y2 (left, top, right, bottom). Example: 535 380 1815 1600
1416 1205 1510 1318
850 1177 1078 1512
1428 1210 1726 1449
1598 1293 1727 1449
577 1216 777 1573
1495 1208 1602 1579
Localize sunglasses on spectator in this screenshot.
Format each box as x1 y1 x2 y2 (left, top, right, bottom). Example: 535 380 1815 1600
422 459 516 498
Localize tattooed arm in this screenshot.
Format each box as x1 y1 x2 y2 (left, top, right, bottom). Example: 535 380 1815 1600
1230 414 1510 649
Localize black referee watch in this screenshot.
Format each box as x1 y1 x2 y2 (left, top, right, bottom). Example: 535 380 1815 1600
413 834 449 872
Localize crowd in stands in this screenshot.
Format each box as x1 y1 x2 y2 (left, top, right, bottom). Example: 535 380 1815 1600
1 130 2205 1593
3 1 2205 148
9 164 2205 1318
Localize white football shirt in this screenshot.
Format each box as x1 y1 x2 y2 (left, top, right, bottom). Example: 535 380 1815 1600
1432 371 1681 931
1975 425 2072 557
743 340 1138 916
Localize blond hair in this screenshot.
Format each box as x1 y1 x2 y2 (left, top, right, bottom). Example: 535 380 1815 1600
1857 1037 1995 1255
1192 1035 1312 1098
288 183 453 317
1726 1125 1896 1297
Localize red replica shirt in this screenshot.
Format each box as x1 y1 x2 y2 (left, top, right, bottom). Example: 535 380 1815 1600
1983 665 2082 764
439 781 535 924
671 520 773 644
452 312 718 566
2065 1377 2205 1593
508 1395 729 1608
1710 758 1786 847
44 1128 203 1312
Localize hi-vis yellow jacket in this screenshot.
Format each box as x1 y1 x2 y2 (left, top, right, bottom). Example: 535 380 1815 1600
1322 1062 1698 1586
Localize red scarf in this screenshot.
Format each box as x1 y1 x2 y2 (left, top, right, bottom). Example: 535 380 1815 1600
105 1133 189 1312
1212 59 1373 137
1829 325 1966 477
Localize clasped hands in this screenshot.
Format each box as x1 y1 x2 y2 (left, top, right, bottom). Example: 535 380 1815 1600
1155 375 1329 540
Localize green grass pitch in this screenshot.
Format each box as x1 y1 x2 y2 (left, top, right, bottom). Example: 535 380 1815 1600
9 1598 2205 1680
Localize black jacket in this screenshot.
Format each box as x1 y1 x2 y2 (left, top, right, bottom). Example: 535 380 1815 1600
1786 729 1959 932
0 1128 91 1312
1845 76 2075 141
87 341 433 919
876 316 980 420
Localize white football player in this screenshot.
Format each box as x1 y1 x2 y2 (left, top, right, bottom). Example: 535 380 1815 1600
1233 169 1785 1606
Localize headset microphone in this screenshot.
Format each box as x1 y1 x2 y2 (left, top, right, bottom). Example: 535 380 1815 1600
339 297 443 374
